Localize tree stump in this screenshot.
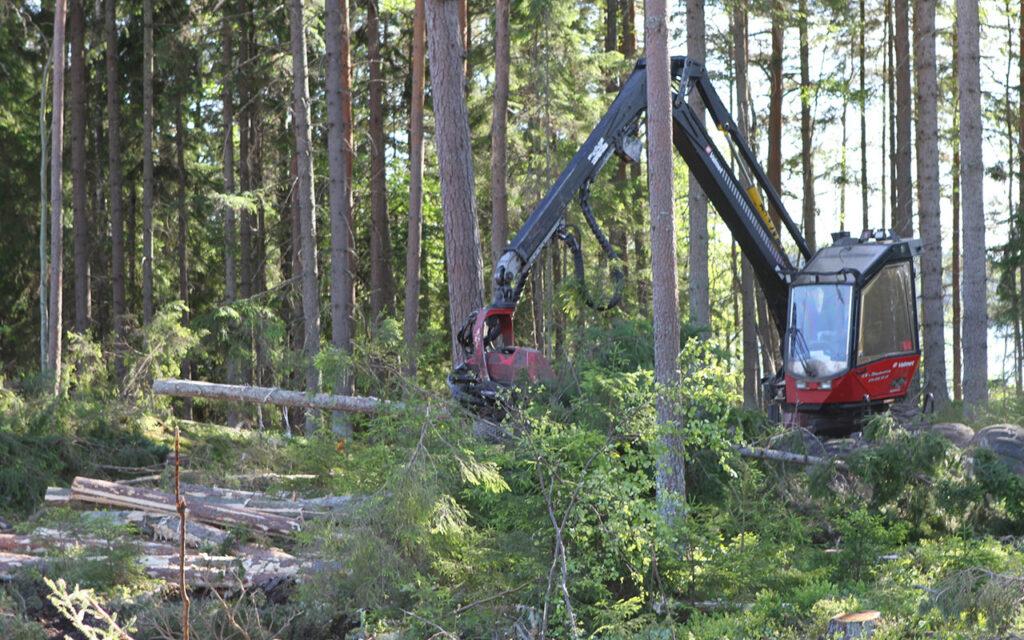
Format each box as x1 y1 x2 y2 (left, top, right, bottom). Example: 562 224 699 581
824 610 880 639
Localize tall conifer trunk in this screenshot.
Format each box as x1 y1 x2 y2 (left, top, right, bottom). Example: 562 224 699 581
367 0 395 323
894 0 913 236
290 0 322 433
687 0 709 336
648 0 684 520
71 0 90 334
404 0 427 375
47 0 68 384
142 0 154 325
915 0 949 407
958 0 987 409
426 0 485 365
106 0 126 380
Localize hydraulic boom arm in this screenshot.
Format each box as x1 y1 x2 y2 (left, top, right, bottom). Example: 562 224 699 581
492 56 811 335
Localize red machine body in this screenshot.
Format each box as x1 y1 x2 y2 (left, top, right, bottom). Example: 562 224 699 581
461 306 555 388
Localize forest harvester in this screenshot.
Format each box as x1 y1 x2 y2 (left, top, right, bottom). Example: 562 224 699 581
448 57 924 435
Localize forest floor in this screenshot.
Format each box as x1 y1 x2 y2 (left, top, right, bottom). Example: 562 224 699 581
2 371 1024 638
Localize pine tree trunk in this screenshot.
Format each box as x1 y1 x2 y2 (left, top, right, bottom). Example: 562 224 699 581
141 0 154 325
175 97 192 420
958 0 987 409
915 0 949 408
367 0 395 324
686 0 709 337
894 0 913 236
733 0 759 408
426 0 485 365
860 0 868 231
70 0 90 334
48 0 68 384
490 0 509 271
767 5 783 231
290 0 322 433
221 11 240 426
798 0 815 252
647 0 684 522
239 0 253 301
106 0 126 380
404 0 427 376
1018 8 1024 396
953 144 962 402
327 0 355 434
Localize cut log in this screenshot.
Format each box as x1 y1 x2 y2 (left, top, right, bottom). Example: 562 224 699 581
70 477 301 536
151 516 230 548
734 445 847 470
824 610 880 639
0 551 48 579
45 487 73 504
152 378 389 414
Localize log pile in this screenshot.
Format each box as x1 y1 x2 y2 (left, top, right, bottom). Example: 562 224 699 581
0 475 353 590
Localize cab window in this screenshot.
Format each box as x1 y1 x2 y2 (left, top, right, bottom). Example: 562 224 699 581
856 262 916 365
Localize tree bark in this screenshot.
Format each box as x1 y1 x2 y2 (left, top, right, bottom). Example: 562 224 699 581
327 0 355 434
426 0 486 365
70 0 90 334
732 1 759 409
859 0 868 231
239 0 253 301
367 0 395 324
894 0 913 237
953 143 962 402
767 4 783 231
647 0 684 521
221 12 240 427
490 0 510 271
958 0 987 409
914 0 949 408
290 0 322 433
153 379 386 415
798 0 815 252
142 0 154 325
106 0 126 380
175 97 192 420
404 0 427 376
47 0 68 384
687 0 709 337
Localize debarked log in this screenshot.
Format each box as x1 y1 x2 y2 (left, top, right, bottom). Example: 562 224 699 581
734 445 847 470
152 378 390 415
70 477 301 536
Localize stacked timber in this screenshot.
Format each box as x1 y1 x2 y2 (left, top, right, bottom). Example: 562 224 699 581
0 474 354 591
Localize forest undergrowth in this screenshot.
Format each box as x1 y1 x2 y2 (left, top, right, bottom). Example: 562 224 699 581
2 316 1024 639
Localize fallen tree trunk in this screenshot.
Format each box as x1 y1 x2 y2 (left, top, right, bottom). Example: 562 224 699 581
153 378 388 414
734 445 847 470
70 477 301 536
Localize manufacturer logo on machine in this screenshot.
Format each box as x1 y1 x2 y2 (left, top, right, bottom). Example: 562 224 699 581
588 138 609 164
